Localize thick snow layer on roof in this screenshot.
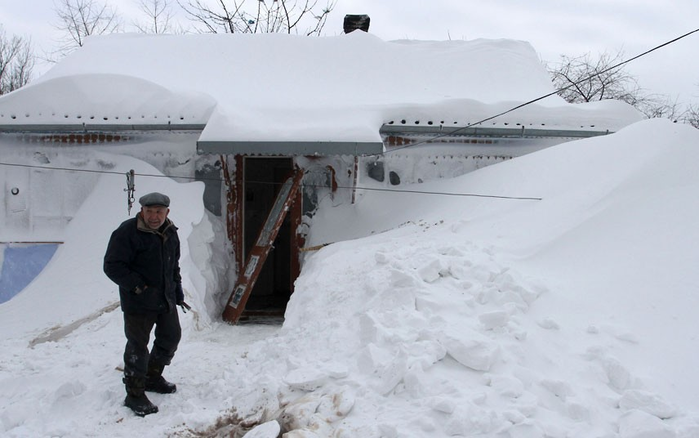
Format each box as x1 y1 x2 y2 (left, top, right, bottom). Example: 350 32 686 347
0 74 215 126
0 32 642 142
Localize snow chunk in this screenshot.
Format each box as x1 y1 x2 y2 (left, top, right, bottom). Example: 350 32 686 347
537 317 561 330
279 393 322 431
445 404 500 436
618 410 676 438
245 420 281 438
417 259 447 283
479 310 510 330
284 368 329 391
440 328 500 372
619 390 677 419
487 374 525 398
316 386 356 422
602 357 632 391
388 268 418 289
428 396 456 414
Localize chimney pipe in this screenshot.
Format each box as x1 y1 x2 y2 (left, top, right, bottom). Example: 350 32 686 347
343 15 370 34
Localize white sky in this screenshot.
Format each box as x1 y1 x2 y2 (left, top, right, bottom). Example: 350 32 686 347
1 0 698 103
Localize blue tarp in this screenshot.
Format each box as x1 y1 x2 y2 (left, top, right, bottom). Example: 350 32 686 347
0 244 59 304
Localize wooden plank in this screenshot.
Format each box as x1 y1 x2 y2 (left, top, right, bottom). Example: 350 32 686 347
222 168 304 324
0 241 64 244
220 156 236 244
220 155 244 276
233 155 245 275
290 183 303 294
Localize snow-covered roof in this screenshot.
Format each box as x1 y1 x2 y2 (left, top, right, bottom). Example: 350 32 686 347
0 32 642 152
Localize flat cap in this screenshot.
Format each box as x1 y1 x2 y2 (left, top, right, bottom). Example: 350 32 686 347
139 192 170 207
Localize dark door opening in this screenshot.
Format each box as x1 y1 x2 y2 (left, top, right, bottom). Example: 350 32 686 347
242 157 294 316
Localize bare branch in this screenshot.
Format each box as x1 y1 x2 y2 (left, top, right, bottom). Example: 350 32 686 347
177 0 336 36
53 0 122 56
548 50 698 128
548 51 641 104
134 0 178 34
0 26 36 95
0 27 35 94
684 102 699 128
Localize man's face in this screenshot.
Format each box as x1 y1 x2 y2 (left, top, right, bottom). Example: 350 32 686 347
141 205 169 230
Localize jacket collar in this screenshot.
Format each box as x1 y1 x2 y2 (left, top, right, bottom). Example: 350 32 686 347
136 214 176 238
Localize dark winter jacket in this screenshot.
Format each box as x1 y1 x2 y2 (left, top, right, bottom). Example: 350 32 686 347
103 214 183 314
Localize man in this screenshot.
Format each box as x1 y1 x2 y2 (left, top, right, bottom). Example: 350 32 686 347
104 192 186 417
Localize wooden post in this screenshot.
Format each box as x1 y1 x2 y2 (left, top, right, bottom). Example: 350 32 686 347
220 155 244 276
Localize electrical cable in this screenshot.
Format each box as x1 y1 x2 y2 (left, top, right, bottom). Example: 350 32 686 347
0 161 541 200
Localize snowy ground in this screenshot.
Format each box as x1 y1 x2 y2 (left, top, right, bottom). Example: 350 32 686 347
1 118 699 437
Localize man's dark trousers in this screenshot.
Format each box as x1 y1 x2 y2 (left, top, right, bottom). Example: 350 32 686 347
123 311 181 377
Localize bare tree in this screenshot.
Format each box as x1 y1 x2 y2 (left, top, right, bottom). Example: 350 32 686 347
683 102 699 129
0 27 35 95
635 95 686 121
54 0 121 54
179 0 336 36
135 0 181 34
547 50 699 129
548 50 644 105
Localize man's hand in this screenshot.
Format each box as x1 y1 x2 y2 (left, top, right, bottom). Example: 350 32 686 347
178 301 192 313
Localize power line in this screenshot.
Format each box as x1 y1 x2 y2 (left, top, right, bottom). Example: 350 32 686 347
382 27 699 155
0 161 190 180
348 185 541 200
0 161 541 201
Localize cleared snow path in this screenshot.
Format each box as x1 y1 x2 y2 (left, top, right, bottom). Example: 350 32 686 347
0 307 280 437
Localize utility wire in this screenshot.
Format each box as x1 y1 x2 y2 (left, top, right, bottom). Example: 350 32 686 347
0 161 541 201
344 186 541 200
382 27 699 155
0 161 192 180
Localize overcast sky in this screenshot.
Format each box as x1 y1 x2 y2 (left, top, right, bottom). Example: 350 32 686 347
1 0 697 103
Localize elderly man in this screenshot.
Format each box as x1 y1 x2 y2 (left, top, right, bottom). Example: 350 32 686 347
104 192 186 417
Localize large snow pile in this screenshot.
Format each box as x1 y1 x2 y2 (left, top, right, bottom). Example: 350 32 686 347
0 118 698 437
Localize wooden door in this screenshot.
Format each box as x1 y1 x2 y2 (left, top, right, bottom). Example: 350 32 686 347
222 168 303 324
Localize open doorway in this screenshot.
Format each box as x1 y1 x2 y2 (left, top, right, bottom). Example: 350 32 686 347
242 157 295 317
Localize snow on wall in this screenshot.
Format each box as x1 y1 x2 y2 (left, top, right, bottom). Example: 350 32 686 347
0 133 201 240
0 143 102 241
365 136 571 188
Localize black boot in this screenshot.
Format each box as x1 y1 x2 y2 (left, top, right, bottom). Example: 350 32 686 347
146 362 177 394
123 376 158 417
